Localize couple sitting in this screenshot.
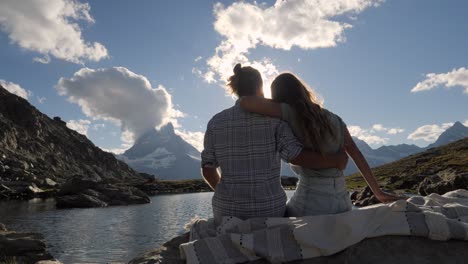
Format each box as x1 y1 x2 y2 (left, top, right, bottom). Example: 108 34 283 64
201 63 402 224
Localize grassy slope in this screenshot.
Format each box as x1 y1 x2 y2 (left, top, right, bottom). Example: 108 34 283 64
346 137 468 192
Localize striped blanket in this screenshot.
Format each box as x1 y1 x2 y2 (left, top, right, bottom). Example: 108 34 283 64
180 189 468 264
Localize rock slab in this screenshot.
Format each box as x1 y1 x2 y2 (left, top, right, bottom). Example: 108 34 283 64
56 177 150 208
128 233 468 264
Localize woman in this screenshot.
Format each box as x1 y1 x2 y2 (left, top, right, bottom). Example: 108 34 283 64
240 72 403 216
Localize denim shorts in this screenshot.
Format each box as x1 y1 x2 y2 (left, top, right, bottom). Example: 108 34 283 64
286 176 352 217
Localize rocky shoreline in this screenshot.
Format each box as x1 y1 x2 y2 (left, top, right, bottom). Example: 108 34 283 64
0 176 300 209
0 223 61 264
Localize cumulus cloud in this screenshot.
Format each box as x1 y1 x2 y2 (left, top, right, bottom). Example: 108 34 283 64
174 129 205 152
0 0 108 64
371 124 404 135
204 0 382 90
56 67 182 144
348 125 389 145
464 120 468 127
387 128 405 135
407 122 454 142
0 79 31 99
67 119 91 136
411 67 468 94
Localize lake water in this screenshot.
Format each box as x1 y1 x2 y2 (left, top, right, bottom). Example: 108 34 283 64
0 191 295 263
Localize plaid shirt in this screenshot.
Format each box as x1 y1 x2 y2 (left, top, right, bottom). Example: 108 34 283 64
202 101 303 221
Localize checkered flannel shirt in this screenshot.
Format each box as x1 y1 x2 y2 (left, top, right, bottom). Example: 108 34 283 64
201 101 303 220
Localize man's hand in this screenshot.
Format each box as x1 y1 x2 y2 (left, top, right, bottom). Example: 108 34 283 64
334 148 349 170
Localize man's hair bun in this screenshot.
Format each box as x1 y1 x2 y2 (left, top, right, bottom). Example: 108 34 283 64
233 63 242 75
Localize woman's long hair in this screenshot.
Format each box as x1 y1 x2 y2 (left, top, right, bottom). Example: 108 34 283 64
271 73 336 154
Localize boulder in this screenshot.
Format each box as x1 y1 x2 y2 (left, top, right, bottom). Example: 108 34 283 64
45 178 58 187
57 176 100 195
128 233 468 264
351 186 380 207
0 223 58 263
56 193 108 208
128 233 189 264
418 172 468 196
55 177 150 208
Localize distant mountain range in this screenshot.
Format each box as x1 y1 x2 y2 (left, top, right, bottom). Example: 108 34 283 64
118 119 467 180
117 123 201 180
282 121 468 176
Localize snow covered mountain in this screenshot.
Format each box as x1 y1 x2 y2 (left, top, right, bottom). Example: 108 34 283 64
117 123 201 180
118 121 467 179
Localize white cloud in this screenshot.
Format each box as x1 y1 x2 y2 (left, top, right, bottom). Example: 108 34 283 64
194 56 203 62
411 67 468 94
33 55 51 64
464 120 468 127
371 124 386 132
37 96 46 104
371 123 404 134
92 123 105 130
407 122 454 142
67 119 91 136
348 125 389 145
204 0 382 91
387 128 405 135
0 0 108 64
0 79 31 99
174 129 205 152
56 67 183 143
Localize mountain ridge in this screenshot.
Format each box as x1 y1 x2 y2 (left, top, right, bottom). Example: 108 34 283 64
282 122 468 177
346 137 468 193
117 123 201 180
0 84 151 202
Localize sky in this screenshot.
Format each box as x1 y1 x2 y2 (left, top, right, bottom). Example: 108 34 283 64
0 0 467 153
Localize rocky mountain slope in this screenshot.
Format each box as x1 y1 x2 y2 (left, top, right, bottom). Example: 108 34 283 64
427 121 468 148
0 85 151 205
117 123 202 180
346 137 468 194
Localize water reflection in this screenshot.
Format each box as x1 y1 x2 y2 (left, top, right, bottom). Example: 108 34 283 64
0 191 296 263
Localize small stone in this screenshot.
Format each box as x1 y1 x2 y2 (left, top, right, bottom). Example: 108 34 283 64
45 178 57 187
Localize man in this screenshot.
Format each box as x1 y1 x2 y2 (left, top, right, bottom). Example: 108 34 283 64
201 64 347 224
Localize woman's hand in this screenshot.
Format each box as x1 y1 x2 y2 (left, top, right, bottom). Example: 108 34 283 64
374 190 406 203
